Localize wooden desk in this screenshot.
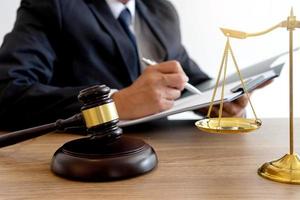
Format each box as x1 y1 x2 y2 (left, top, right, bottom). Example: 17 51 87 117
0 119 300 200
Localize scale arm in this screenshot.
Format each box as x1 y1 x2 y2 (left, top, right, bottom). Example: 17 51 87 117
220 21 287 39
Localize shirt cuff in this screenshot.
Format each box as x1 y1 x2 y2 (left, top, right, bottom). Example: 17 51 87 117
109 89 119 98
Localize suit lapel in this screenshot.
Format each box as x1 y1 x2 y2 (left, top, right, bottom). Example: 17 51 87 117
136 0 169 60
85 0 137 82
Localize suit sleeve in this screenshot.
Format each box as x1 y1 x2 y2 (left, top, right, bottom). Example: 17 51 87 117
0 0 85 129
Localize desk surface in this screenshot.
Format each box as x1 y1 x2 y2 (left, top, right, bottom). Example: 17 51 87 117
0 119 300 200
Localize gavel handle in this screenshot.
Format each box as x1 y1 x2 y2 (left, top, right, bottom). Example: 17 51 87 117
0 114 83 148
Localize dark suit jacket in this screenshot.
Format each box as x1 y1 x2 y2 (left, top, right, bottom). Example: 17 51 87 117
0 0 209 129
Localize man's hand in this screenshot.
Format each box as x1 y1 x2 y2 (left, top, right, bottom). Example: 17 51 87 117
112 61 188 120
198 94 250 118
198 79 273 118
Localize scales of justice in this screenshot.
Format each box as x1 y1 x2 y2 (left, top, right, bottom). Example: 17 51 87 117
195 8 300 184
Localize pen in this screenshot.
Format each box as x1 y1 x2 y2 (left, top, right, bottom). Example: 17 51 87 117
142 58 203 95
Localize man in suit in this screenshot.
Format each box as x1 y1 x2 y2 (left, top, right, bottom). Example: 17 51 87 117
0 0 249 129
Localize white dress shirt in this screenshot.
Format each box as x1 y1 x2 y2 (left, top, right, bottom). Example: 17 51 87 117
105 0 136 33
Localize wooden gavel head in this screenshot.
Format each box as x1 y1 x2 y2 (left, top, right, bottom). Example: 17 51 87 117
78 85 122 140
51 85 158 182
0 85 122 148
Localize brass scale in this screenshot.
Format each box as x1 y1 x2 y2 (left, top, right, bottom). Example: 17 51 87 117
195 9 300 184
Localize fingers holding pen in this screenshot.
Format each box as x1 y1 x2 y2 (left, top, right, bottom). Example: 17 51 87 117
162 73 188 90
113 60 192 120
154 60 185 74
144 60 188 90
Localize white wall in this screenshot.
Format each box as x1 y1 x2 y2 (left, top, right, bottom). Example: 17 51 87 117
0 0 299 118
0 0 20 44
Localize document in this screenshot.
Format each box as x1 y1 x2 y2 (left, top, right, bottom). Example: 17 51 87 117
118 63 283 127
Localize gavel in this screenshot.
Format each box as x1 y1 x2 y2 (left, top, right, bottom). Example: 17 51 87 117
0 85 158 181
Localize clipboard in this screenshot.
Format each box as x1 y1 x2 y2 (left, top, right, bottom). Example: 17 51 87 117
118 63 284 127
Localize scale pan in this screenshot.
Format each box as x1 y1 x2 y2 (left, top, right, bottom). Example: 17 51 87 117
195 118 261 134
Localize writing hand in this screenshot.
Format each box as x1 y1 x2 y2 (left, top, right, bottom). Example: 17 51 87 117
112 61 188 119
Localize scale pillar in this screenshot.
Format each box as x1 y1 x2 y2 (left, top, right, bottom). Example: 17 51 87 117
258 8 300 184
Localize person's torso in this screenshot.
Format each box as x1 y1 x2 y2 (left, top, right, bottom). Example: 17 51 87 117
49 0 182 89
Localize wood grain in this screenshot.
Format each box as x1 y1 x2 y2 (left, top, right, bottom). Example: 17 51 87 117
0 119 299 200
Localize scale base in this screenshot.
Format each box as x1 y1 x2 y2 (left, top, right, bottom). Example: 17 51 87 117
51 136 158 181
195 118 261 134
258 154 300 184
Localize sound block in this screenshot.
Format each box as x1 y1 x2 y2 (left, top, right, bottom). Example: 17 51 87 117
51 136 158 181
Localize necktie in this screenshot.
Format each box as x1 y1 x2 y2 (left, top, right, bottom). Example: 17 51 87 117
118 8 140 79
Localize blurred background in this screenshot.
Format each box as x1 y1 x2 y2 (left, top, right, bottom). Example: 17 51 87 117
1 0 300 118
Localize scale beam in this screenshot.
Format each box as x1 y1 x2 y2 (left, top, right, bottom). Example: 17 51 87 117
221 9 300 39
